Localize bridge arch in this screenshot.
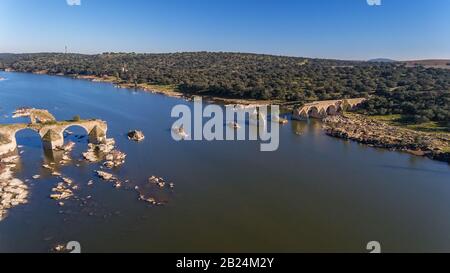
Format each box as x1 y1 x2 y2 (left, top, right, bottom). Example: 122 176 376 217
14 128 44 151
307 106 320 119
292 98 366 120
13 127 40 138
62 124 92 147
326 105 338 116
0 119 108 156
60 124 90 136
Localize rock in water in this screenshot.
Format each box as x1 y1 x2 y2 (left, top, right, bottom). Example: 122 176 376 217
127 130 145 142
96 171 115 181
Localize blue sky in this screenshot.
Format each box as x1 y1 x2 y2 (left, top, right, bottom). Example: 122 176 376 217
0 0 449 60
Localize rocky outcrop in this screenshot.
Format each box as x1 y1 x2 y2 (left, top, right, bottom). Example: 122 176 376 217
83 138 115 162
83 137 126 169
0 155 29 221
12 108 56 124
50 177 75 201
96 171 115 181
127 130 145 142
135 176 175 206
104 150 126 168
323 115 450 163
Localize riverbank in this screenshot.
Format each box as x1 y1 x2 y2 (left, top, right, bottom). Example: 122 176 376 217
54 74 274 106
2 69 275 105
323 113 450 163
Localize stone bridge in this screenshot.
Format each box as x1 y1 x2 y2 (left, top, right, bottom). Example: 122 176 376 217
0 119 108 156
293 98 366 120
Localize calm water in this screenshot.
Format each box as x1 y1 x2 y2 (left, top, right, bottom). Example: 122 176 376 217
0 71 449 253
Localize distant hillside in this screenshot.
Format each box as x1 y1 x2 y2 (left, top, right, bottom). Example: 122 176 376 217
403 59 450 69
0 52 449 124
368 58 397 63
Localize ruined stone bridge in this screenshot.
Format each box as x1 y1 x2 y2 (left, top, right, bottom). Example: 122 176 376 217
0 119 107 156
293 98 366 120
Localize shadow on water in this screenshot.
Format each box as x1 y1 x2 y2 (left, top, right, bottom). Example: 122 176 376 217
14 129 44 173
377 164 450 175
63 125 90 158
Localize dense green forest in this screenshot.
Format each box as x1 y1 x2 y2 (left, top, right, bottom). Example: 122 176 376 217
0 52 449 125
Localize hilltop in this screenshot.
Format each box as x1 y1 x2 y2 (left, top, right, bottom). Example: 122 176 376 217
403 59 450 69
368 58 397 63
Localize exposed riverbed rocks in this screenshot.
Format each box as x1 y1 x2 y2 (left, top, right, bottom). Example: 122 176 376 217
0 108 174 224
50 177 75 201
82 138 126 168
56 141 76 165
323 114 450 163
95 170 124 189
104 150 126 168
83 138 115 162
136 176 174 205
0 155 29 221
96 170 115 181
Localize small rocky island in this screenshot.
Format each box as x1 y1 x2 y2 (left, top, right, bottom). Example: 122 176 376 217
127 130 145 142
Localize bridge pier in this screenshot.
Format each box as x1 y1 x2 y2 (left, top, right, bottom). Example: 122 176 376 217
0 135 17 156
41 129 64 150
88 126 107 144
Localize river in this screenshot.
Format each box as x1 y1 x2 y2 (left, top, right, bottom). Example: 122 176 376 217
0 71 449 253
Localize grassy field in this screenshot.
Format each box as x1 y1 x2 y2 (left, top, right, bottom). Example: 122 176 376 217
138 83 180 93
369 114 450 134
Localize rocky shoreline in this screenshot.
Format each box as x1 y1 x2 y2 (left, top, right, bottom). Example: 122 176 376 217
0 155 29 220
323 114 450 163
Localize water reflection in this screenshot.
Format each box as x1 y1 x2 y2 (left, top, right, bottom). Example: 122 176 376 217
13 129 44 174
43 149 64 164
377 164 450 175
291 120 307 135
